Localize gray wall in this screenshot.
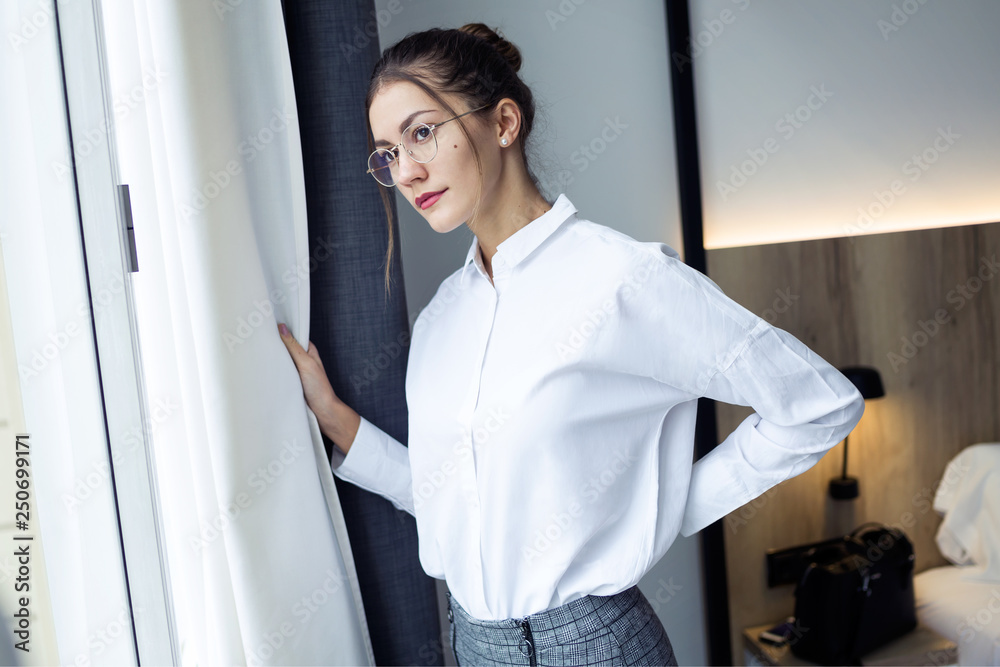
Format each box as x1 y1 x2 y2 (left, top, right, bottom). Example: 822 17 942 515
371 2 706 664
690 0 1000 247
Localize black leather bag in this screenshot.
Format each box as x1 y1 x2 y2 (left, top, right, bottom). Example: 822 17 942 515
790 523 917 665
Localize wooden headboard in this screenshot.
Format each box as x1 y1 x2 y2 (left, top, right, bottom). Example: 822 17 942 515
706 221 1000 660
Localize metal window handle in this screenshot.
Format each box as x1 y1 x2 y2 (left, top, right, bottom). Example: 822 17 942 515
118 184 139 272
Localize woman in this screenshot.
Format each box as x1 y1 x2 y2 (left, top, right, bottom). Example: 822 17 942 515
279 23 864 666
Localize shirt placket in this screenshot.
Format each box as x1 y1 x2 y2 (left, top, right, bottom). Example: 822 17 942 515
457 261 506 615
456 288 499 501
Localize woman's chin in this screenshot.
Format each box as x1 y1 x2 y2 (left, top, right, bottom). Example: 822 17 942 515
427 219 460 234
422 208 465 234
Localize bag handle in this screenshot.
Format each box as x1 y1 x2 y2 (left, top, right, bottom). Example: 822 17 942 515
849 522 905 544
850 521 893 537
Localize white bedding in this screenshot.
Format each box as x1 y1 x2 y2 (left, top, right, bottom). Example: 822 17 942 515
916 565 1000 666
935 443 1000 582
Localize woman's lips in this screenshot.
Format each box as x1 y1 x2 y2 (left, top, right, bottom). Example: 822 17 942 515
418 189 445 210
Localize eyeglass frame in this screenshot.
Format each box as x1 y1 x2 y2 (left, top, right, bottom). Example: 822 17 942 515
366 104 490 187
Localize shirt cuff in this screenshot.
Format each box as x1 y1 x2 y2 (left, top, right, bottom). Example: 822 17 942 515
679 417 754 537
329 415 415 516
679 412 829 537
329 414 375 476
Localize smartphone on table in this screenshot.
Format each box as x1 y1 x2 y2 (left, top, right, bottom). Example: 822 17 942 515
758 617 796 647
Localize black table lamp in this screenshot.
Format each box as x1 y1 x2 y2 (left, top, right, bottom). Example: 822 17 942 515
829 366 885 500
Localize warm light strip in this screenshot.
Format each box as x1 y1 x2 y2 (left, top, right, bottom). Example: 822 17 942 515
705 214 1000 250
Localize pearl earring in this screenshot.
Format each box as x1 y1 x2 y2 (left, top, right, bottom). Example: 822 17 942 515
501 138 508 146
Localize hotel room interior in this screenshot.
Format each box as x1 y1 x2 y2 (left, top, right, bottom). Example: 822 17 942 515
0 1 997 665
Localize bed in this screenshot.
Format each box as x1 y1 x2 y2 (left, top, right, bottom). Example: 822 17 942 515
915 443 1000 666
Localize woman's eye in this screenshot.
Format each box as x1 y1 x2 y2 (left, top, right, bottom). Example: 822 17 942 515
411 125 433 143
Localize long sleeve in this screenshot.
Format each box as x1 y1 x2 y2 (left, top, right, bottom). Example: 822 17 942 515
680 319 864 535
329 415 415 516
602 246 864 537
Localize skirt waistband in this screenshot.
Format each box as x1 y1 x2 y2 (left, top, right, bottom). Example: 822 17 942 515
447 585 642 652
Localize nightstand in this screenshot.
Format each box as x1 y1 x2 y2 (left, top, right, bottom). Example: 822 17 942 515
743 621 958 666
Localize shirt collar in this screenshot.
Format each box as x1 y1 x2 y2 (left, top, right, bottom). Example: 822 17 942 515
460 193 578 286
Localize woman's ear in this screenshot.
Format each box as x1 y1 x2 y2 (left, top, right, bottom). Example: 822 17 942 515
494 98 522 146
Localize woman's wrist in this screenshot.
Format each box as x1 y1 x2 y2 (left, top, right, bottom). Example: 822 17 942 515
319 398 360 455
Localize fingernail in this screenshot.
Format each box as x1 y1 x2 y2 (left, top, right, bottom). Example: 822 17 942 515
278 323 289 336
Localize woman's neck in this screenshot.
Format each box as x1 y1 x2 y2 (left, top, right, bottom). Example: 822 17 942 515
470 178 551 271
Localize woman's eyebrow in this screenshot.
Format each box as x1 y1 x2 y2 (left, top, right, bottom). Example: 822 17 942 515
374 109 436 147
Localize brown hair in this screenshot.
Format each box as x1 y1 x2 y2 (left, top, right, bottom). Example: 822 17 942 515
365 23 539 297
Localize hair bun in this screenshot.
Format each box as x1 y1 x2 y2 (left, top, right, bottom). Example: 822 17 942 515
459 23 522 72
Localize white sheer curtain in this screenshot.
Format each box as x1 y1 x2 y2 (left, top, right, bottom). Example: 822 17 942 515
100 1 372 664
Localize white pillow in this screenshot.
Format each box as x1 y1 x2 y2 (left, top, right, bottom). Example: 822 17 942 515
933 443 1000 581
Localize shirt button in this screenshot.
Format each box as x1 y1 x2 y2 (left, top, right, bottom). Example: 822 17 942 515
447 608 454 622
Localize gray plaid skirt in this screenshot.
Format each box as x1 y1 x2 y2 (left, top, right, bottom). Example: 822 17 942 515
446 585 678 666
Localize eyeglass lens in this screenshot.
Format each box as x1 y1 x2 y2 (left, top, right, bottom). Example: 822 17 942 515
368 123 438 186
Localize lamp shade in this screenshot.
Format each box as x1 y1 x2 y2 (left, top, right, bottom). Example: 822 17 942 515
829 366 884 500
839 366 885 400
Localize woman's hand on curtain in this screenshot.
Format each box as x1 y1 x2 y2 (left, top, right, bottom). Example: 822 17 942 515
278 322 344 433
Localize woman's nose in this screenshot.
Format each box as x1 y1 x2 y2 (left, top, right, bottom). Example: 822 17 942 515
395 151 426 187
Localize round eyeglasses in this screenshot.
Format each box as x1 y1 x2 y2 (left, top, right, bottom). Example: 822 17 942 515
366 105 488 187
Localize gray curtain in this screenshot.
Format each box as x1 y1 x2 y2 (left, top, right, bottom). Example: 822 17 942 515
282 2 441 664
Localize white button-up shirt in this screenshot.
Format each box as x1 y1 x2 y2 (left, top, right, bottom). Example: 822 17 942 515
330 193 864 621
